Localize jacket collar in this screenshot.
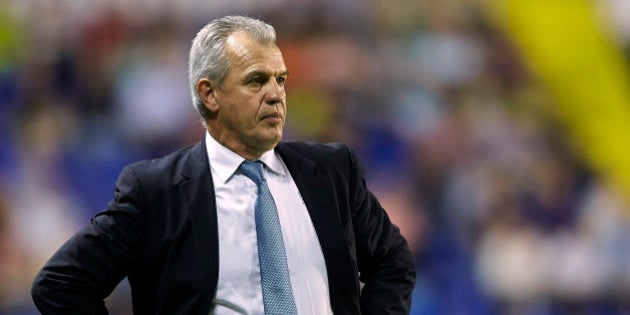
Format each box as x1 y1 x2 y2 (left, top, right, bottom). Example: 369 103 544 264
275 143 360 314
179 139 218 314
179 140 359 314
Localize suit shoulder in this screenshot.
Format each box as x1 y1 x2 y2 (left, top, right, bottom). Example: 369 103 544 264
282 141 349 155
123 143 199 185
279 141 355 165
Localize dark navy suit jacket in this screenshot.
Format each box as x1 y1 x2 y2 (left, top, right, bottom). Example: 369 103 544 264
32 140 416 314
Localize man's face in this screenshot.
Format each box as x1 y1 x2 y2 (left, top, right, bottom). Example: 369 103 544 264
207 32 288 159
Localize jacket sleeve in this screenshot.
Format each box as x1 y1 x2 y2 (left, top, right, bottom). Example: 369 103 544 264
31 165 146 314
345 146 416 314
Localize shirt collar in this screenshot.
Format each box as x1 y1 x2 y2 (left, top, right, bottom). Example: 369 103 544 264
205 132 286 184
258 147 286 177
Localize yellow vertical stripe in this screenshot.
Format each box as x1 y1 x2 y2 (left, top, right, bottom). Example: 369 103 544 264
486 0 630 200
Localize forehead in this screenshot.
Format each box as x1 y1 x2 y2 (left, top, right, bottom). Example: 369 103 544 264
225 32 285 73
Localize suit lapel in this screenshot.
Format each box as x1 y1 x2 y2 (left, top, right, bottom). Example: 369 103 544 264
178 140 219 309
276 143 359 314
173 141 358 313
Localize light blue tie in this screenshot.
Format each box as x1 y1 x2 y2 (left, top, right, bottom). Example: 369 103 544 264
240 161 298 314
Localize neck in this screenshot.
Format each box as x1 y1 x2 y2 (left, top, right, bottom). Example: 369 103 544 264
206 130 265 160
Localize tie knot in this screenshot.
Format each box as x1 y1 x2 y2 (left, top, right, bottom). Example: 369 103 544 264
240 160 265 185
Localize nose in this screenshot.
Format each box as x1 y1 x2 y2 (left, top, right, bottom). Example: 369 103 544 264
264 79 284 106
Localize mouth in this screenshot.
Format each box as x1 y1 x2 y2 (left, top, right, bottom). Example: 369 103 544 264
261 112 282 122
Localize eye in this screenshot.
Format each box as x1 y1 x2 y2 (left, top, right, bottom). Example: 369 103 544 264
277 76 286 86
246 76 267 90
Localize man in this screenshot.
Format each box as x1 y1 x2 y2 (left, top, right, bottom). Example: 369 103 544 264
31 15 415 314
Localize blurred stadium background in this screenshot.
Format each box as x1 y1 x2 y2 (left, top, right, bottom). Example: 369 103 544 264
0 0 629 314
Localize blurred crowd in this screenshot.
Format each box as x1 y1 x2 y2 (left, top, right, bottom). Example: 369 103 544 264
1 0 629 314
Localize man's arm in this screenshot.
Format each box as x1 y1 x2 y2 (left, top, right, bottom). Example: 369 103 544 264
31 166 146 313
346 146 416 314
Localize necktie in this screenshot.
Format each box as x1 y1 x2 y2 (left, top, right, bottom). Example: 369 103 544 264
240 161 298 314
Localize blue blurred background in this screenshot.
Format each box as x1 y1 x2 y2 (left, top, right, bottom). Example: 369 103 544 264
0 0 629 314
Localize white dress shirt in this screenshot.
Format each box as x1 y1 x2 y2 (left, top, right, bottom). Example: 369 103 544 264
206 133 333 315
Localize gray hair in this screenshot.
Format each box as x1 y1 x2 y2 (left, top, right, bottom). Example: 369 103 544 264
188 15 277 122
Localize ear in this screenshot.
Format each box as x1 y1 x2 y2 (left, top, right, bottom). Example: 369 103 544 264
197 78 219 113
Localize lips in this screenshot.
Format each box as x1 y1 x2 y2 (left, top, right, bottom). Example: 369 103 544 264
262 112 282 120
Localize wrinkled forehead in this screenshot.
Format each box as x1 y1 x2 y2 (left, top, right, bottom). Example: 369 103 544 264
225 31 278 55
225 32 286 72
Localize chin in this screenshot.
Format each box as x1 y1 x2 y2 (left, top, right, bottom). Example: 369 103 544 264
252 128 282 149
255 136 281 151
265 129 283 143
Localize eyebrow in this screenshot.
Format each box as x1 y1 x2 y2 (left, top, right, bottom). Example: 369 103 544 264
243 70 289 82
